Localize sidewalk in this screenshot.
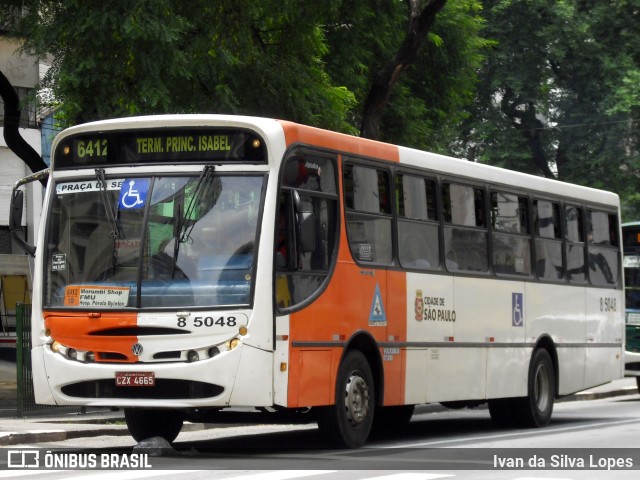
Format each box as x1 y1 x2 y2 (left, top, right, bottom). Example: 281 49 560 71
0 357 638 447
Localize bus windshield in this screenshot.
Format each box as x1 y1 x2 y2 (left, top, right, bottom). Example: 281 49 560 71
625 254 640 316
623 224 640 323
44 173 264 309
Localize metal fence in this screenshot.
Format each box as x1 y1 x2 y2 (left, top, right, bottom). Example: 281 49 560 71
15 303 80 417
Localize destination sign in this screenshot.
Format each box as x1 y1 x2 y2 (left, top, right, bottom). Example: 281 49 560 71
55 128 266 168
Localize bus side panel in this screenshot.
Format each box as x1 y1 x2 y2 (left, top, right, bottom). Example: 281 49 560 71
404 349 428 404
287 262 409 408
448 276 501 401
273 314 290 407
383 270 407 406
405 272 454 404
229 345 274 406
297 350 334 406
585 287 625 388
527 283 586 395
486 347 530 398
31 346 56 405
482 279 529 399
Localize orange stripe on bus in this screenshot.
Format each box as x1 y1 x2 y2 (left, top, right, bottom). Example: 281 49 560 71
279 121 400 162
44 311 139 363
287 265 408 408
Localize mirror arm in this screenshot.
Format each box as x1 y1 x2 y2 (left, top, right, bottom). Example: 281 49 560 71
9 168 50 257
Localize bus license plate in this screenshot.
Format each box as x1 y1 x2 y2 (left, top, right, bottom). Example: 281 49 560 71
115 372 155 387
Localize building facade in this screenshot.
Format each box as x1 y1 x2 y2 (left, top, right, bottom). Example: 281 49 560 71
1 31 48 337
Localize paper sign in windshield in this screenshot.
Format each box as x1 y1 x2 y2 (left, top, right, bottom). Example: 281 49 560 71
56 179 124 195
64 286 130 308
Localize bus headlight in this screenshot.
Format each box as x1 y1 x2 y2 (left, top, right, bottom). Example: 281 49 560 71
51 341 61 353
187 350 200 363
226 338 240 350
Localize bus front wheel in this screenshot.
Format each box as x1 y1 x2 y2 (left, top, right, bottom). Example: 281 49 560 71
124 408 183 443
316 350 375 448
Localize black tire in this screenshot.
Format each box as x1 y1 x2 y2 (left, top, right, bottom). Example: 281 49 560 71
124 408 183 443
316 350 375 448
516 348 555 427
636 376 640 394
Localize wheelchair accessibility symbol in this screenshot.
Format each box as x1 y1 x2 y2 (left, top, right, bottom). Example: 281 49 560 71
512 292 524 327
119 178 149 210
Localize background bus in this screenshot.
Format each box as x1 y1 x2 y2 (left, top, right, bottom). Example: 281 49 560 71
10 115 624 448
622 222 640 390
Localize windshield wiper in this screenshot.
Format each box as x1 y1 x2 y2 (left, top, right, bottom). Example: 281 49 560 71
171 165 215 278
95 168 120 238
180 165 215 243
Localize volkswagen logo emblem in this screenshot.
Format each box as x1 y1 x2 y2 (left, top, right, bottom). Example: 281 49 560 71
131 343 143 355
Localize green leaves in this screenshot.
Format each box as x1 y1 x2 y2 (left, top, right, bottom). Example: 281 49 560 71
3 0 487 146
459 0 640 219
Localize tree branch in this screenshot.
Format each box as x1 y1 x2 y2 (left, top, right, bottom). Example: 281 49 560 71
360 0 448 140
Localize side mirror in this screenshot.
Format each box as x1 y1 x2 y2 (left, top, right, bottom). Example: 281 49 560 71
9 169 49 257
10 189 24 231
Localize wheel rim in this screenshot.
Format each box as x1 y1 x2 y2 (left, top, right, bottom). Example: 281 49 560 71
533 363 551 412
344 372 370 429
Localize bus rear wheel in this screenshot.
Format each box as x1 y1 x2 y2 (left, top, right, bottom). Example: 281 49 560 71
517 348 555 427
124 408 183 443
316 350 375 448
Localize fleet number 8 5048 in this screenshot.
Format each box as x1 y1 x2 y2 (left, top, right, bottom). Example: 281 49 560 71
600 297 617 312
177 316 237 328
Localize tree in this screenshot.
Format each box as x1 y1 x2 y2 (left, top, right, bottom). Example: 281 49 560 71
458 0 640 219
1 0 487 151
2 1 355 131
325 0 488 150
358 0 448 140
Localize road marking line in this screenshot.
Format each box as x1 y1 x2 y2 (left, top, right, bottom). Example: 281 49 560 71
223 471 338 480
364 474 455 480
392 417 640 448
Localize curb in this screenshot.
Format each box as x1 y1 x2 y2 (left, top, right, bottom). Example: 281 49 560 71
559 386 639 403
0 420 222 447
0 428 129 446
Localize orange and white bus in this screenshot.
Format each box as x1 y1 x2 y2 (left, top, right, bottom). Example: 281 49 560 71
10 115 624 447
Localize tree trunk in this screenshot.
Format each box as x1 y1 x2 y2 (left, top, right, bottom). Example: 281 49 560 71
360 0 448 140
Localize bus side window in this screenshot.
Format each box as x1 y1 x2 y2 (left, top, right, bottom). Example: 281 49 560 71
343 163 393 265
276 153 339 310
396 174 440 270
587 210 619 287
533 199 563 281
490 191 531 276
442 182 488 273
565 205 586 284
